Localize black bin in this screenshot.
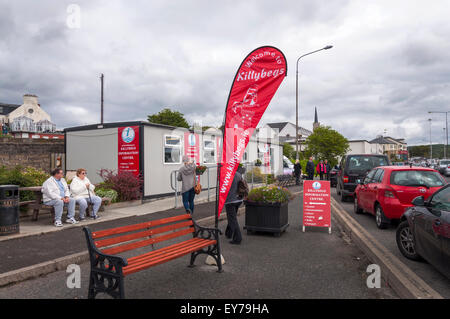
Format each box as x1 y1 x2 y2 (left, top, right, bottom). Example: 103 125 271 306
0 185 20 235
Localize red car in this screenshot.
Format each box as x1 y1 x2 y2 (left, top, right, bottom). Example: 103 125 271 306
354 166 447 229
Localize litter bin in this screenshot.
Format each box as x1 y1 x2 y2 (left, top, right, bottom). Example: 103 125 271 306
0 185 20 235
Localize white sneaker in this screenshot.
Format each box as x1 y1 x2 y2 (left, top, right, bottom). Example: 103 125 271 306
66 217 79 224
54 220 63 227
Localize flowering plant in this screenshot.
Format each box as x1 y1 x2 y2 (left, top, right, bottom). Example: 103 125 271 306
246 185 293 204
196 165 207 175
98 169 142 202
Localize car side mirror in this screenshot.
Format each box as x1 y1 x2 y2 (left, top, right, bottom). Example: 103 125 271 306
411 196 425 207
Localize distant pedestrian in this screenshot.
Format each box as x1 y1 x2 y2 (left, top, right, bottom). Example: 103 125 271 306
306 157 315 180
316 160 327 180
224 171 244 245
42 168 77 227
294 160 302 185
177 155 196 214
70 168 102 220
324 160 331 181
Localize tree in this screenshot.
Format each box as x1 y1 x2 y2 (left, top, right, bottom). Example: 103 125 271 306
147 108 190 128
304 126 349 167
283 143 295 161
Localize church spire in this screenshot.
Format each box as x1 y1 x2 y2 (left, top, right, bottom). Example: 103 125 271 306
313 107 320 130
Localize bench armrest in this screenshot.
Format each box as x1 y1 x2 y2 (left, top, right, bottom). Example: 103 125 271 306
192 219 222 240
83 227 128 268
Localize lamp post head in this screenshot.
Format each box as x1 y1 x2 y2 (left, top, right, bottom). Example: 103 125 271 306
324 45 333 50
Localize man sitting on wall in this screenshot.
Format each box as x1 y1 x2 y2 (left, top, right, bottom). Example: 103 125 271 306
42 168 78 227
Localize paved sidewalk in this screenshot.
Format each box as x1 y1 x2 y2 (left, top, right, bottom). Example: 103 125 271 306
0 188 397 299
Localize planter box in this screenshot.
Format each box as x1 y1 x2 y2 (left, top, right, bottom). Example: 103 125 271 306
244 200 289 237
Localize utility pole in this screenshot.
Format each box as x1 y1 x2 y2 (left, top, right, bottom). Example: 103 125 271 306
100 73 104 124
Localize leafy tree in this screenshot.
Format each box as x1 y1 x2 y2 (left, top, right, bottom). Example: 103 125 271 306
283 143 295 161
148 108 189 128
304 126 349 167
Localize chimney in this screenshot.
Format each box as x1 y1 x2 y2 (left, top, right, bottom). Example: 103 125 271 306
23 94 38 106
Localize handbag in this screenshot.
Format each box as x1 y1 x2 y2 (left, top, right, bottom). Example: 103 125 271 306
194 174 202 195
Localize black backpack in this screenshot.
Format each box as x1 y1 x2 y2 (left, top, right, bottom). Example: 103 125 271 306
237 179 249 199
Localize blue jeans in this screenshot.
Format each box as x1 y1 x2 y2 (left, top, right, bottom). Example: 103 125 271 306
44 198 76 222
182 188 195 214
76 196 102 218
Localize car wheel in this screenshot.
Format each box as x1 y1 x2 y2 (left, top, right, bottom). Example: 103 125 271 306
354 196 363 214
375 204 390 229
396 221 421 261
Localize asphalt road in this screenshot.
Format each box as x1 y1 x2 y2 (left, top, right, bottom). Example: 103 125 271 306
331 183 450 298
0 191 397 299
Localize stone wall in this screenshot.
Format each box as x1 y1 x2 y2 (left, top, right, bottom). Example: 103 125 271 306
0 137 65 173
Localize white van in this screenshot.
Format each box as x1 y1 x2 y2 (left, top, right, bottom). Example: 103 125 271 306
283 156 294 175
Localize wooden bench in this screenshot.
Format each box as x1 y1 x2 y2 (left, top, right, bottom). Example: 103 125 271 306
19 186 110 221
83 213 222 299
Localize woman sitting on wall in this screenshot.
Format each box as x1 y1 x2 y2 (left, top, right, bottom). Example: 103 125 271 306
70 168 102 220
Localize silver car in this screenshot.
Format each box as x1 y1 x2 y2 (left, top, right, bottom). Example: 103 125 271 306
438 159 450 176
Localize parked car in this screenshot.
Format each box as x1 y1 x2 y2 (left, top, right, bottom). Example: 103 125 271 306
282 155 294 175
396 185 450 279
336 154 390 202
354 166 447 229
437 159 450 176
330 165 339 187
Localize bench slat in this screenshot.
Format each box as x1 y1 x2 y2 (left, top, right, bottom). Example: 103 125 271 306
101 227 194 255
123 239 216 276
92 214 192 239
125 239 214 271
95 220 194 249
126 237 206 263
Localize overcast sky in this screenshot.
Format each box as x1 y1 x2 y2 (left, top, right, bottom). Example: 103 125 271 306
1 0 450 145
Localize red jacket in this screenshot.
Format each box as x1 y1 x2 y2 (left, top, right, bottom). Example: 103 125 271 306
316 163 327 174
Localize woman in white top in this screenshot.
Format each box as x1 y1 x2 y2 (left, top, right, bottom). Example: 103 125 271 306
70 168 102 220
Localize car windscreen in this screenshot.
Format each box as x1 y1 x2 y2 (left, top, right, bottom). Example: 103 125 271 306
346 156 388 172
440 160 450 165
390 170 446 188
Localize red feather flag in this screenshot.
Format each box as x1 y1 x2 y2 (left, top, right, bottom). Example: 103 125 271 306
217 46 287 217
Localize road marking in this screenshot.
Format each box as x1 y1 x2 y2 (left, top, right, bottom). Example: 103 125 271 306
330 197 443 299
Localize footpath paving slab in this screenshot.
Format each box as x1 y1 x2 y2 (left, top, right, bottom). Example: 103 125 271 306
0 189 397 299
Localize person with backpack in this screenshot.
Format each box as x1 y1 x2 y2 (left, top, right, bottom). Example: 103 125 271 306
224 170 247 245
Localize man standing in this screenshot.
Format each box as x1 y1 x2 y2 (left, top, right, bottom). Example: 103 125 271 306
294 160 302 185
42 168 77 227
306 157 315 180
324 160 331 181
224 171 244 245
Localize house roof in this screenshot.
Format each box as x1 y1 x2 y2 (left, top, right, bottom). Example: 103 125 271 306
266 122 289 131
0 103 20 116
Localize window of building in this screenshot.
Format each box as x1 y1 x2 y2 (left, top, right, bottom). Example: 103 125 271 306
164 135 181 164
203 139 215 164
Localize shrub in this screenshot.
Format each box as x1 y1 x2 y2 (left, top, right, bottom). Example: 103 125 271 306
94 188 118 203
247 185 293 204
0 166 49 201
98 169 143 202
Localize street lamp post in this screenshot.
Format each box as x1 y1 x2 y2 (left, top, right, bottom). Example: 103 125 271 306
295 45 333 160
428 111 449 159
428 118 432 161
